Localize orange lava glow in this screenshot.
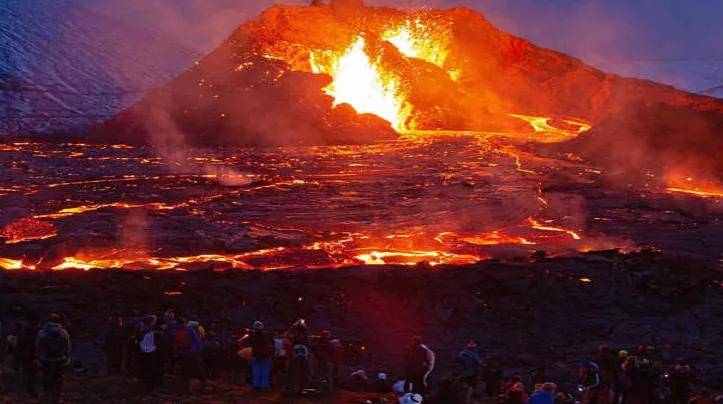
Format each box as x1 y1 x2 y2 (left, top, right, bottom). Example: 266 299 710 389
0 258 25 270
527 218 582 240
381 18 452 72
508 114 592 142
665 187 723 198
310 36 409 131
353 250 480 266
1 218 58 244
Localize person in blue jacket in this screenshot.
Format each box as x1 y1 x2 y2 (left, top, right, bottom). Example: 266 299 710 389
458 341 483 390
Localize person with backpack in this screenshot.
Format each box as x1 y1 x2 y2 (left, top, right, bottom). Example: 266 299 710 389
286 320 311 396
35 313 71 404
249 321 274 390
403 336 429 395
580 360 612 404
137 315 162 391
458 341 483 392
171 320 206 393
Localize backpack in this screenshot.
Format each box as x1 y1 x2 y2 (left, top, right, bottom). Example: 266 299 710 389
173 328 192 352
41 329 67 361
293 343 310 360
140 331 156 353
581 362 601 387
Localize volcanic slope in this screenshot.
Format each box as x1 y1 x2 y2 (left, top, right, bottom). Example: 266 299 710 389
93 2 723 186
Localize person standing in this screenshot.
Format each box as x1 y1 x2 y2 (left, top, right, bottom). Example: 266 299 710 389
403 336 429 395
35 313 71 404
314 330 336 391
482 358 503 398
249 321 274 390
16 313 39 397
458 341 483 392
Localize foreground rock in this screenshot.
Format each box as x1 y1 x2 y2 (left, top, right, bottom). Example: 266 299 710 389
1 250 721 394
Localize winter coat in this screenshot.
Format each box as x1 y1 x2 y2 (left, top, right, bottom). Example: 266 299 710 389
458 348 482 377
35 322 71 364
529 390 556 404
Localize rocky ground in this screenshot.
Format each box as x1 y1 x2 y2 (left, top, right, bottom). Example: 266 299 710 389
1 249 721 401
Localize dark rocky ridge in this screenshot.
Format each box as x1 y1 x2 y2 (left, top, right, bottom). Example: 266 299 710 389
1 251 721 391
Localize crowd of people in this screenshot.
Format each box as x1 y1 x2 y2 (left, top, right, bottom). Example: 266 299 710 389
0 310 720 404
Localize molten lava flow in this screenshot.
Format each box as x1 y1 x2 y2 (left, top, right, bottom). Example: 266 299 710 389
1 218 58 244
310 37 409 131
528 218 581 240
665 187 723 198
381 19 451 71
663 177 723 199
508 114 592 142
0 258 25 270
353 250 480 266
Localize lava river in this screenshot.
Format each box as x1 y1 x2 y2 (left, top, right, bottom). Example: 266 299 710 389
1 128 720 272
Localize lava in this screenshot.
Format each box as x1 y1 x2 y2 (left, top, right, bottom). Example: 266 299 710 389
665 187 723 198
508 114 592 142
1 218 58 244
528 218 582 240
310 36 408 131
381 18 452 72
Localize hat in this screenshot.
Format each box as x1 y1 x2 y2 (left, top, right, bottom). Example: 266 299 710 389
253 320 264 330
378 372 387 381
187 320 199 327
466 340 477 349
618 349 629 358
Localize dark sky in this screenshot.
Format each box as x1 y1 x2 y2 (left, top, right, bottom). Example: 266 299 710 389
90 0 723 60
87 0 723 91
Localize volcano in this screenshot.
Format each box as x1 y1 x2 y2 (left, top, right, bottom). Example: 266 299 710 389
1 0 721 272
91 1 723 186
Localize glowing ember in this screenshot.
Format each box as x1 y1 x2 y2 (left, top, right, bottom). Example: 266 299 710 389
354 249 480 266
509 114 592 142
528 218 582 240
382 19 451 71
0 258 25 270
665 187 723 198
1 218 58 244
311 37 409 131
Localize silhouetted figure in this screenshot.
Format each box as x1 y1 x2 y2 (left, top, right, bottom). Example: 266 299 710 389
403 336 429 395
667 361 694 404
458 341 482 392
482 358 503 398
35 313 71 404
138 316 162 391
16 313 39 397
101 313 126 374
249 321 274 390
